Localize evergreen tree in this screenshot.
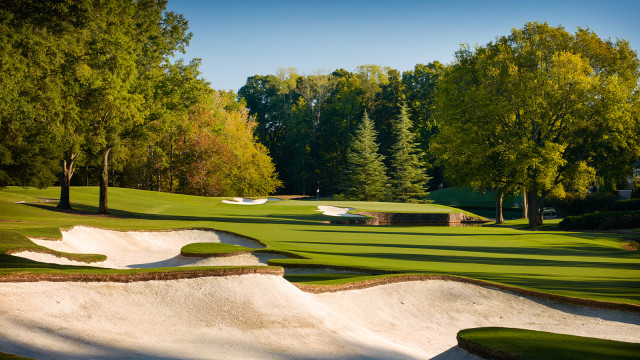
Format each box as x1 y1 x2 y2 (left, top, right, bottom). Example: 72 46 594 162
342 113 389 200
390 104 430 202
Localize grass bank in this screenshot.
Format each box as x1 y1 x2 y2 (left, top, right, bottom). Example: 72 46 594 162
0 186 638 305
457 327 640 360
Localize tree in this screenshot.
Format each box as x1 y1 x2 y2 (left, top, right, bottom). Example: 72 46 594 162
0 0 72 191
342 113 389 201
176 92 281 196
390 104 430 202
433 22 640 227
295 72 337 153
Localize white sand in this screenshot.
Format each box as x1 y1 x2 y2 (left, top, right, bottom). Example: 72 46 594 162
0 275 638 360
317 205 364 217
12 226 273 269
222 197 269 205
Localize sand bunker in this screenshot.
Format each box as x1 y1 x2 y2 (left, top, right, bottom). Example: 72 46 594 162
0 275 638 359
222 197 269 205
11 226 281 269
317 205 364 217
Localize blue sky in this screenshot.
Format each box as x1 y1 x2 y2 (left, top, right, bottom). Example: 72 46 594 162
166 0 640 92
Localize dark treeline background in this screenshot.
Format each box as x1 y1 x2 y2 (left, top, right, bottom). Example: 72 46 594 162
239 64 444 196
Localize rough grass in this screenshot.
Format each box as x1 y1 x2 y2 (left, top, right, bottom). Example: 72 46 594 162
0 187 638 305
457 327 640 360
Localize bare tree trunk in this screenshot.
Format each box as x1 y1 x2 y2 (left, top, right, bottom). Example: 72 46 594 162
522 189 528 219
169 142 174 193
495 190 505 224
98 148 111 214
57 153 77 210
527 188 542 228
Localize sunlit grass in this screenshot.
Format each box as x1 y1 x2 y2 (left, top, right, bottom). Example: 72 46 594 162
0 186 638 304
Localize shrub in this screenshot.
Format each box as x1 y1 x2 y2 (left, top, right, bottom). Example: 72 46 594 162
560 210 640 230
547 192 616 217
613 198 640 211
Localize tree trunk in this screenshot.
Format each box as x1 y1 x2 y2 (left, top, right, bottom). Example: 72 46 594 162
522 190 528 219
98 148 111 214
495 191 504 224
57 153 77 210
527 188 543 228
169 142 174 193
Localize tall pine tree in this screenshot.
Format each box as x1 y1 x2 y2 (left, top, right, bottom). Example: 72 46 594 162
390 104 430 202
342 113 389 201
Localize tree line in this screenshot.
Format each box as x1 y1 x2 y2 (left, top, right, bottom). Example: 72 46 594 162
0 0 281 213
239 63 444 198
239 23 640 227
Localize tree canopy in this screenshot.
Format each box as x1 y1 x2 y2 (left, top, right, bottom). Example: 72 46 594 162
432 22 640 227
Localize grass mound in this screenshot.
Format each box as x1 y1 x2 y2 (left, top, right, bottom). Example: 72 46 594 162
457 327 640 360
181 242 255 257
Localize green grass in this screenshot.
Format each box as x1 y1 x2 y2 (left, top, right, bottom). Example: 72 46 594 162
0 186 638 305
181 242 255 255
457 327 640 360
427 187 523 208
0 352 34 360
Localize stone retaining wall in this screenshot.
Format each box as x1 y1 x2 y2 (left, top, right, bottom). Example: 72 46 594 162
356 211 466 225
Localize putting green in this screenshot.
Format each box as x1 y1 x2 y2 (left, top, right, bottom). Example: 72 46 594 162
0 186 638 305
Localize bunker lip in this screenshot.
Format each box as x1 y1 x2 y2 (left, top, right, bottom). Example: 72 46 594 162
0 274 637 360
11 226 272 269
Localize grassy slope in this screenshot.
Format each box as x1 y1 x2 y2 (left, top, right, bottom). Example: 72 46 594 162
427 187 522 207
0 187 638 305
457 327 640 360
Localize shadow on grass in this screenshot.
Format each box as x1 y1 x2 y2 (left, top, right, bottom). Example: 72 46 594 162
0 254 100 271
22 203 326 226
297 249 640 270
283 241 640 259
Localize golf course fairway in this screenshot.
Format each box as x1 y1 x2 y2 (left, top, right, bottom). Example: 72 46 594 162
0 187 638 359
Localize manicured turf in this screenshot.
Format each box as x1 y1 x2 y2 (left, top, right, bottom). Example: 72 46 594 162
457 327 640 360
0 187 638 305
427 187 522 207
181 242 255 255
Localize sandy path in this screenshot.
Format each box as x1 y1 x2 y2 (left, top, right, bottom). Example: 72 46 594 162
0 274 638 360
12 227 276 269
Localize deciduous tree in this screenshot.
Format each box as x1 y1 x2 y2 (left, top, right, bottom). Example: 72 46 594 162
433 22 640 227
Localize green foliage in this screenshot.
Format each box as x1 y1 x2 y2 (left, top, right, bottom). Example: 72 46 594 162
458 327 640 360
389 104 430 202
240 63 443 196
547 193 617 217
433 22 640 228
342 113 390 200
175 92 282 197
560 210 640 230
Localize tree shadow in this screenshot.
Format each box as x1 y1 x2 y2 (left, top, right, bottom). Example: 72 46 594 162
22 203 325 226
283 240 640 259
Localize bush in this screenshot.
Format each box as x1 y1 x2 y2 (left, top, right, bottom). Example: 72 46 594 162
547 192 616 218
613 198 640 211
560 210 640 230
